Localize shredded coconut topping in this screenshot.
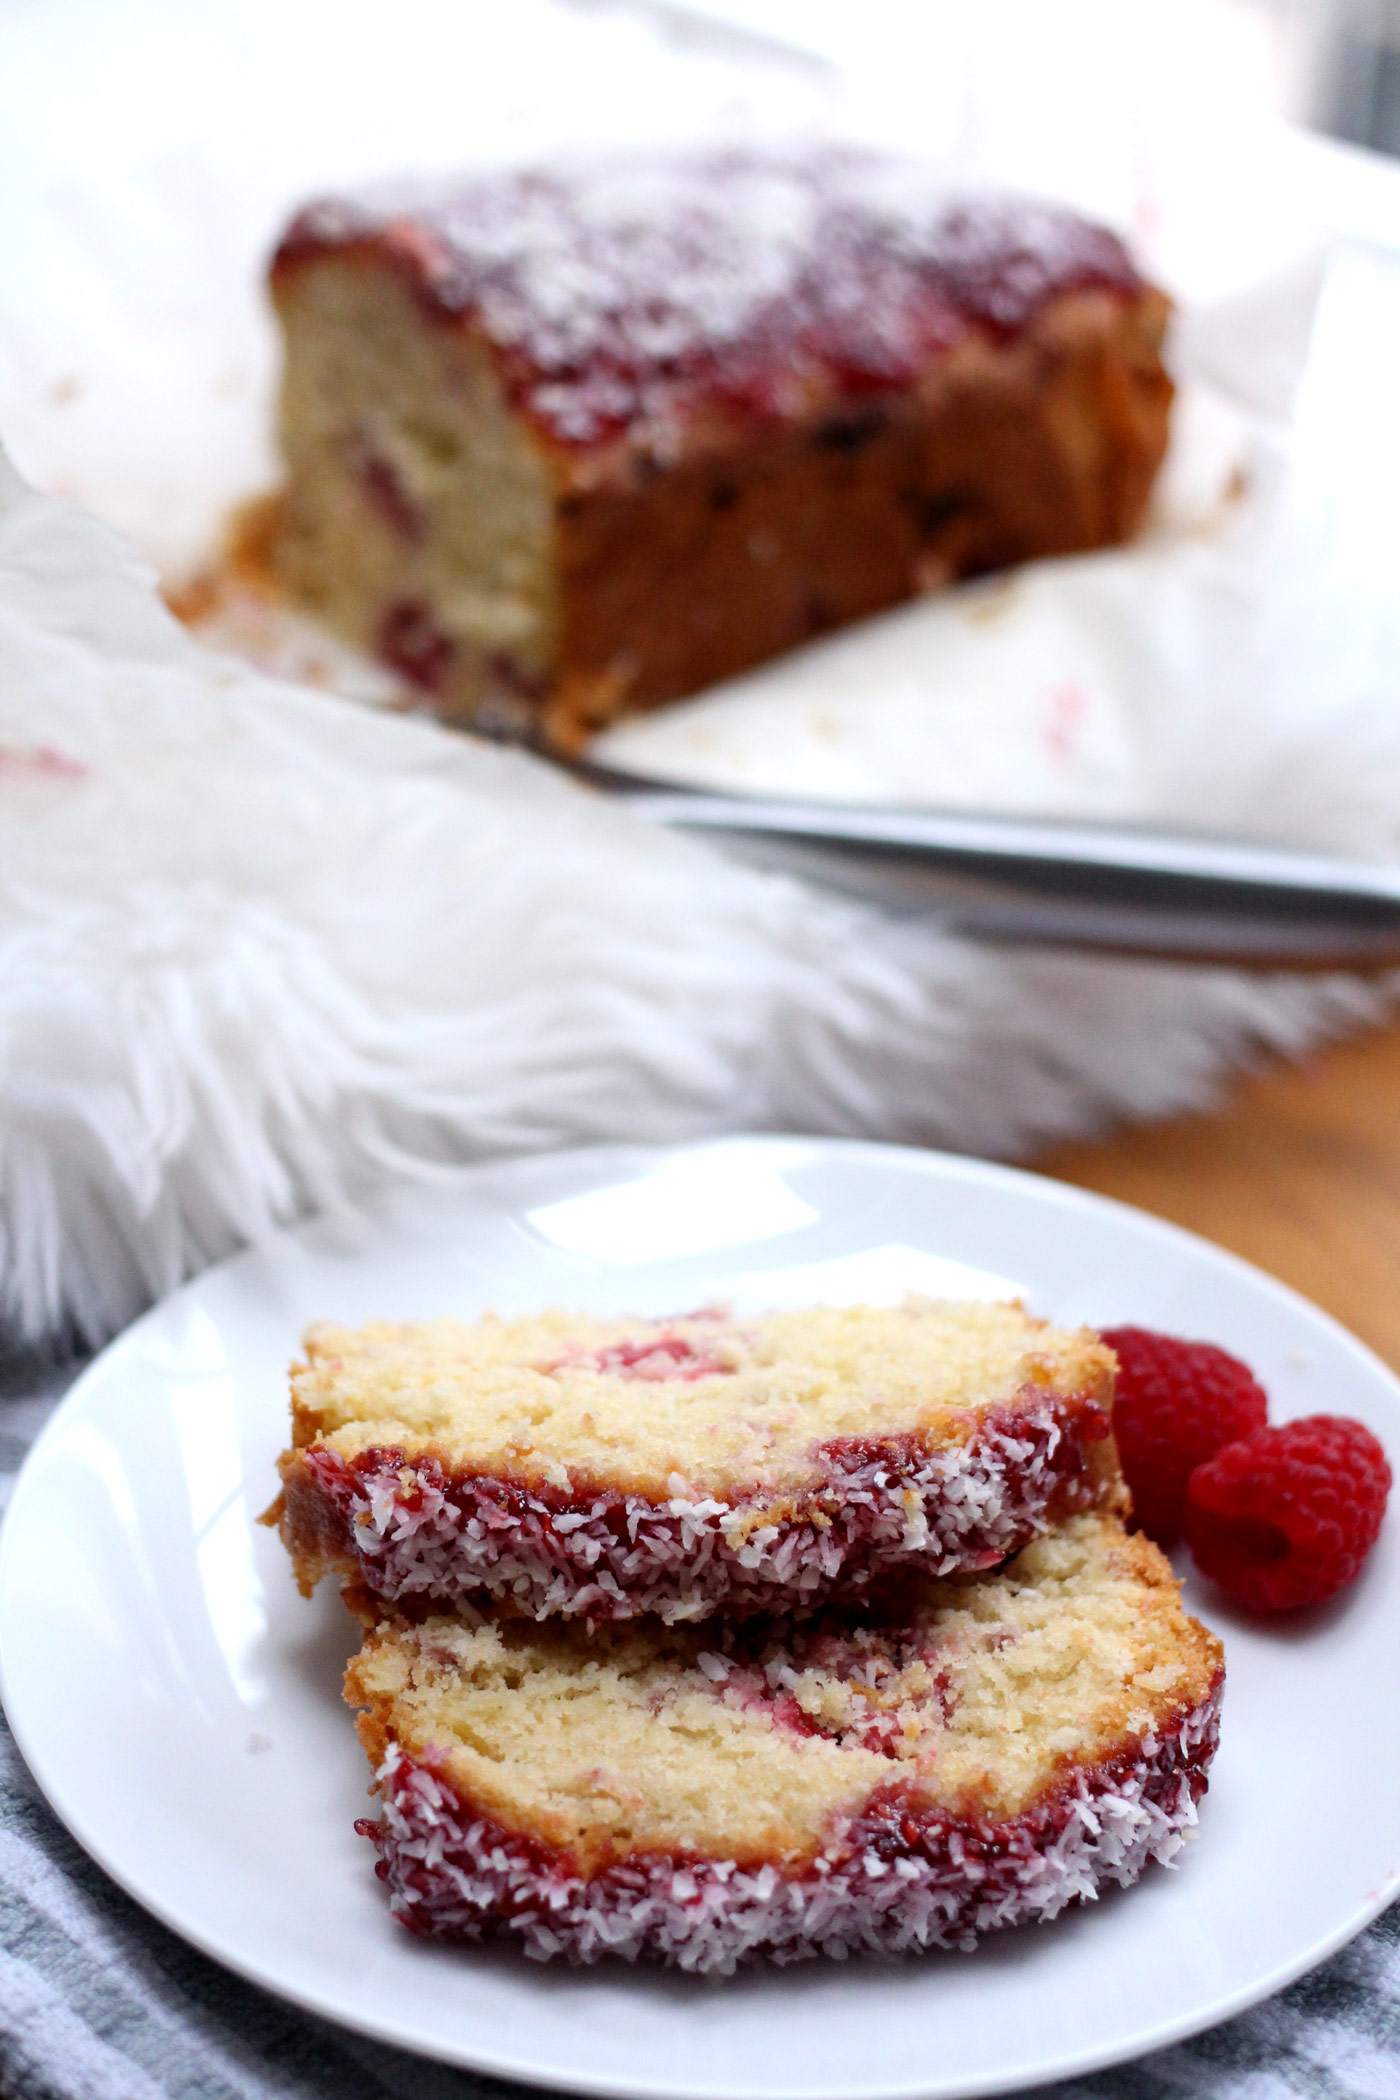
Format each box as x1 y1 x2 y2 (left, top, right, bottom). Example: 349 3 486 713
275 146 1141 448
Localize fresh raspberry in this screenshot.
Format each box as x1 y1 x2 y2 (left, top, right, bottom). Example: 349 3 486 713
1100 1325 1268 1545
1186 1414 1390 1613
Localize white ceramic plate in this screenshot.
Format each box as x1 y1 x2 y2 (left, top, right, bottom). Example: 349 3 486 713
2 1137 1398 2100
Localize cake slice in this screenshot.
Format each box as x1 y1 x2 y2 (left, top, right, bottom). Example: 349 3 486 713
273 1299 1120 1623
268 146 1172 746
345 1512 1223 1971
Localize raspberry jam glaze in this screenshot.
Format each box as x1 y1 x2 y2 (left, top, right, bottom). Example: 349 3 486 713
353 1674 1223 1971
272 147 1145 451
283 1388 1114 1624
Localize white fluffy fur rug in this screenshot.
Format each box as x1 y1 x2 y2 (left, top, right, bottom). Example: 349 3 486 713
1 423 1395 1347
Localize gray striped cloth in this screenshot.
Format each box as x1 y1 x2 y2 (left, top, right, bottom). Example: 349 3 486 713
3 1348 1397 2100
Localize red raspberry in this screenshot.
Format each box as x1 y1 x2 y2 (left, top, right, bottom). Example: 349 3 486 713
1186 1414 1390 1613
1100 1326 1268 1545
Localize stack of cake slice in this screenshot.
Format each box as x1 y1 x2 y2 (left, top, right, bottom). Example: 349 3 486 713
270 1298 1223 1973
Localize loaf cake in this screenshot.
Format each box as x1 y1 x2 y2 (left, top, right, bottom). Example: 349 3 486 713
268 147 1173 746
346 1512 1223 1970
273 1299 1120 1623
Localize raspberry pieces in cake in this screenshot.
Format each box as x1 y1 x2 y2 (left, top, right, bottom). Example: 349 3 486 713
344 1512 1223 1970
273 1298 1122 1623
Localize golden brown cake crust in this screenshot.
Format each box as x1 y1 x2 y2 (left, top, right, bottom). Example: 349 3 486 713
543 288 1171 743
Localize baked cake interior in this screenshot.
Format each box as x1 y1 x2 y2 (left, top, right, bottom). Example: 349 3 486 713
275 263 557 707
291 1300 1111 1494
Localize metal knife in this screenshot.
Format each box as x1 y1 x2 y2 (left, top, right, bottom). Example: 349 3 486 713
571 758 1400 971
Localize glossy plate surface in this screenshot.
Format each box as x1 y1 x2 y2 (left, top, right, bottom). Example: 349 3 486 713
2 1138 1397 2099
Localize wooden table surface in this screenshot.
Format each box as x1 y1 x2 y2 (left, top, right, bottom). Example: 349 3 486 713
1037 1015 1400 1372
